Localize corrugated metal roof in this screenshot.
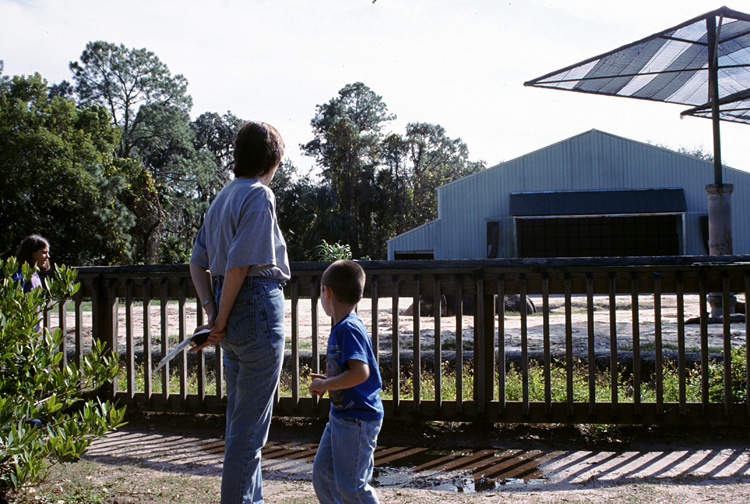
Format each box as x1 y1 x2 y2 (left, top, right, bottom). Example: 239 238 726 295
509 188 687 216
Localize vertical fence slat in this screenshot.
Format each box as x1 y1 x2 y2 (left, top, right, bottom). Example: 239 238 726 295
498 274 506 414
476 275 492 413
413 275 421 412
631 273 641 417
392 275 401 412
541 273 550 414
434 275 443 411
564 273 573 417
699 271 709 414
215 335 224 402
745 272 750 418
143 279 152 400
722 271 732 417
520 274 529 415
370 276 379 364
291 277 300 407
455 276 464 412
310 276 320 410
160 278 170 402
125 279 135 399
74 287 84 370
178 279 188 402
653 273 663 416
608 273 618 415
58 298 68 368
586 273 595 415
676 272 686 415
196 296 206 403
107 279 118 398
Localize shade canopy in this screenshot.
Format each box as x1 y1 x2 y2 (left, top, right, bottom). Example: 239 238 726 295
681 87 750 123
524 6 750 186
525 6 750 122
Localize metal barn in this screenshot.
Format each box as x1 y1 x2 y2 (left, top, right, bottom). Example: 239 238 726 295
387 129 750 260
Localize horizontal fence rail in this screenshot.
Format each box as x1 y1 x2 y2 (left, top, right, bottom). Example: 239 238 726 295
45 256 750 426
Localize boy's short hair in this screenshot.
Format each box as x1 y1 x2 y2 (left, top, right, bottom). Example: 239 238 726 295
233 121 285 178
15 234 49 266
321 260 365 305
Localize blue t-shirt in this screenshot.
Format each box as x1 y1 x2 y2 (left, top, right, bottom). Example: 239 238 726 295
12 269 41 293
326 313 383 421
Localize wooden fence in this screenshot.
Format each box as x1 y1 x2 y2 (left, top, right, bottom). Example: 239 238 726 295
47 257 750 426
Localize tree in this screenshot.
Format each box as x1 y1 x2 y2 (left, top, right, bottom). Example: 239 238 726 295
403 122 484 225
69 41 191 159
191 111 245 205
380 122 485 236
0 73 135 265
302 82 395 257
0 259 126 494
69 41 232 264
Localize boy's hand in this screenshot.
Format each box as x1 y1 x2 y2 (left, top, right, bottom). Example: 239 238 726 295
309 374 327 397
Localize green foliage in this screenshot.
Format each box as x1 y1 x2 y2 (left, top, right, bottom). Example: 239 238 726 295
300 82 485 259
68 41 236 264
0 73 135 265
313 240 353 261
0 258 126 493
380 122 485 237
70 41 192 160
708 346 747 403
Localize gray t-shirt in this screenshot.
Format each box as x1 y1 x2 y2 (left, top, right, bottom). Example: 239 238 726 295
190 178 290 281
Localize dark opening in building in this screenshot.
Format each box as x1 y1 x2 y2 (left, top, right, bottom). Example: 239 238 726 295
394 251 435 260
510 189 686 258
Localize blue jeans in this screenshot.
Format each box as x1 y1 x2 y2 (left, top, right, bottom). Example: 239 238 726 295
217 277 285 504
313 414 383 504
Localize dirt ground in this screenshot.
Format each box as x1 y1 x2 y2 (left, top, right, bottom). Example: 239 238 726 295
16 413 750 504
51 293 747 359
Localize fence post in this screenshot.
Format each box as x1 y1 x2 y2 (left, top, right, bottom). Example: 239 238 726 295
475 274 496 409
92 275 117 399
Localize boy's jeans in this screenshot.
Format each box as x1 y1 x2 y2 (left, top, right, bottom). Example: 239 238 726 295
313 414 383 504
217 278 285 504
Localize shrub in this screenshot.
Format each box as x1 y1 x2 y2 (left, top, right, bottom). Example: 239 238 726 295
0 258 126 495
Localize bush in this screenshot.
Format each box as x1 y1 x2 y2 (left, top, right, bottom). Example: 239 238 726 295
0 258 126 495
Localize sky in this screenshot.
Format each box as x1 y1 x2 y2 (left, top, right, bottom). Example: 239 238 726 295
1 0 749 176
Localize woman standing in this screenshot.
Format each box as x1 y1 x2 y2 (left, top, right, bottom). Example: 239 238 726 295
13 234 51 292
189 121 289 504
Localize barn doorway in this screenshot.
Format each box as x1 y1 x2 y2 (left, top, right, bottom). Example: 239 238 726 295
510 189 686 258
515 214 682 258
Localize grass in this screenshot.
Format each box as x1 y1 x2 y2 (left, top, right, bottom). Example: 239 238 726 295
116 345 748 405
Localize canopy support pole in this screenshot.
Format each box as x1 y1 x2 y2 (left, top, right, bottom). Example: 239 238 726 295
705 15 736 318
707 14 723 187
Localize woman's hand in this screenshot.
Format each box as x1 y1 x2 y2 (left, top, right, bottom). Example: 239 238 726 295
188 321 224 352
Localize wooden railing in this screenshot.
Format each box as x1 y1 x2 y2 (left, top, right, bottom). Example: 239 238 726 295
47 257 750 426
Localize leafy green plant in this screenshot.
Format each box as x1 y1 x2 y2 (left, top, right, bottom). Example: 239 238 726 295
313 240 352 261
0 258 127 495
708 346 747 403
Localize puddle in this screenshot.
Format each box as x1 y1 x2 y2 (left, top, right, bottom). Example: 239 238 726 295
371 447 549 493
224 441 554 492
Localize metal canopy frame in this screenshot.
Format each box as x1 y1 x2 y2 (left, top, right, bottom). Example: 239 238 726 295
525 6 750 186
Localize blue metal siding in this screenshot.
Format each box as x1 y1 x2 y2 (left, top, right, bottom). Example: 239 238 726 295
386 220 442 260
388 129 750 259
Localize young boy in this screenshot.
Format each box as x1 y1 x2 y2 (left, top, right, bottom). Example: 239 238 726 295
309 260 383 504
